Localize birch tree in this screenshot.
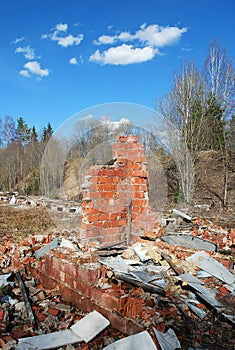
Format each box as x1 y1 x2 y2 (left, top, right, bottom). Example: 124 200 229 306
154 61 204 204
204 40 235 206
204 40 235 120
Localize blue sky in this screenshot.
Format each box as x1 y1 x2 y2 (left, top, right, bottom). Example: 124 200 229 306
1 0 235 134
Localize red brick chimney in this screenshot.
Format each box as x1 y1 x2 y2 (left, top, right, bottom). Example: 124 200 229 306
80 135 158 247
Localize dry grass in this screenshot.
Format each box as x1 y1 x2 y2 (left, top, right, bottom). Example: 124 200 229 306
0 206 57 242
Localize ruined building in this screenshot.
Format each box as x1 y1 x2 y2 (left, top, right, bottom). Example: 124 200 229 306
80 135 158 247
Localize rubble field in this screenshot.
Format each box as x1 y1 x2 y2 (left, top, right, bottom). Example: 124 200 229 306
0 203 235 350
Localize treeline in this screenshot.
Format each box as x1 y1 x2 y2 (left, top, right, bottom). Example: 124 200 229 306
0 116 53 193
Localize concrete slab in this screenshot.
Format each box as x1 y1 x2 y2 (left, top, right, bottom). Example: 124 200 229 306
0 273 14 288
99 256 130 273
102 330 157 350
134 244 151 262
34 238 59 260
71 310 110 342
17 329 82 350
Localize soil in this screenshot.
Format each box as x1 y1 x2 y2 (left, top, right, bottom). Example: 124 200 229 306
0 206 56 242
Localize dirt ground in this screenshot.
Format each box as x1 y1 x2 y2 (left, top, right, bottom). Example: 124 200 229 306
0 200 234 244
0 206 57 242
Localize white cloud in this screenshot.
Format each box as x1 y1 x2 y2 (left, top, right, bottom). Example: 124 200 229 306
42 23 84 48
15 46 35 60
134 24 188 47
74 22 83 27
41 33 48 39
94 35 116 45
54 34 84 47
69 57 78 65
182 47 192 52
22 61 49 78
89 44 156 65
93 23 187 48
13 37 25 44
19 69 31 78
56 23 68 32
117 31 132 41
90 23 187 65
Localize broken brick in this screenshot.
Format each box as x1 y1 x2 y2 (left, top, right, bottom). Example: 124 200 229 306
0 321 8 333
0 335 16 349
0 310 4 321
47 307 60 316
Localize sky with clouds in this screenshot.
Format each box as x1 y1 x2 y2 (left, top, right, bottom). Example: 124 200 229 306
1 0 234 132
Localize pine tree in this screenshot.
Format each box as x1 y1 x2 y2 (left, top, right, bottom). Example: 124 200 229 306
30 126 38 144
16 117 31 146
41 123 53 144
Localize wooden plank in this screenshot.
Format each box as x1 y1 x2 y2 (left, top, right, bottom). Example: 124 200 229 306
173 208 192 221
15 272 35 324
161 252 183 275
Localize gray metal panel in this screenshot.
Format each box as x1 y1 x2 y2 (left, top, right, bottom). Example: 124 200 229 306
99 256 130 273
153 327 181 350
177 273 203 285
162 235 216 251
188 283 221 307
186 251 235 285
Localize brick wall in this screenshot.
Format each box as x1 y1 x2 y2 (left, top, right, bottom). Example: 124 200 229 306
80 135 158 247
26 249 144 335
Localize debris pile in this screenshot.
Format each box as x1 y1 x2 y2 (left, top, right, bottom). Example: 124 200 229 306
0 221 234 349
157 211 235 256
1 135 234 349
0 269 124 350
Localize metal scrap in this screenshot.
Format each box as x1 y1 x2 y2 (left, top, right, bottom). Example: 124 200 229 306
153 327 181 350
162 234 217 252
186 251 235 285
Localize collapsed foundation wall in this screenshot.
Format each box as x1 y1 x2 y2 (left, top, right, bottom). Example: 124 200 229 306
3 226 235 347
80 135 158 247
12 249 145 335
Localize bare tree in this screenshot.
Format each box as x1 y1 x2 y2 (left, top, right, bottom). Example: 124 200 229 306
204 40 235 120
40 136 67 198
154 61 205 204
3 115 15 145
0 117 3 146
204 40 235 206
